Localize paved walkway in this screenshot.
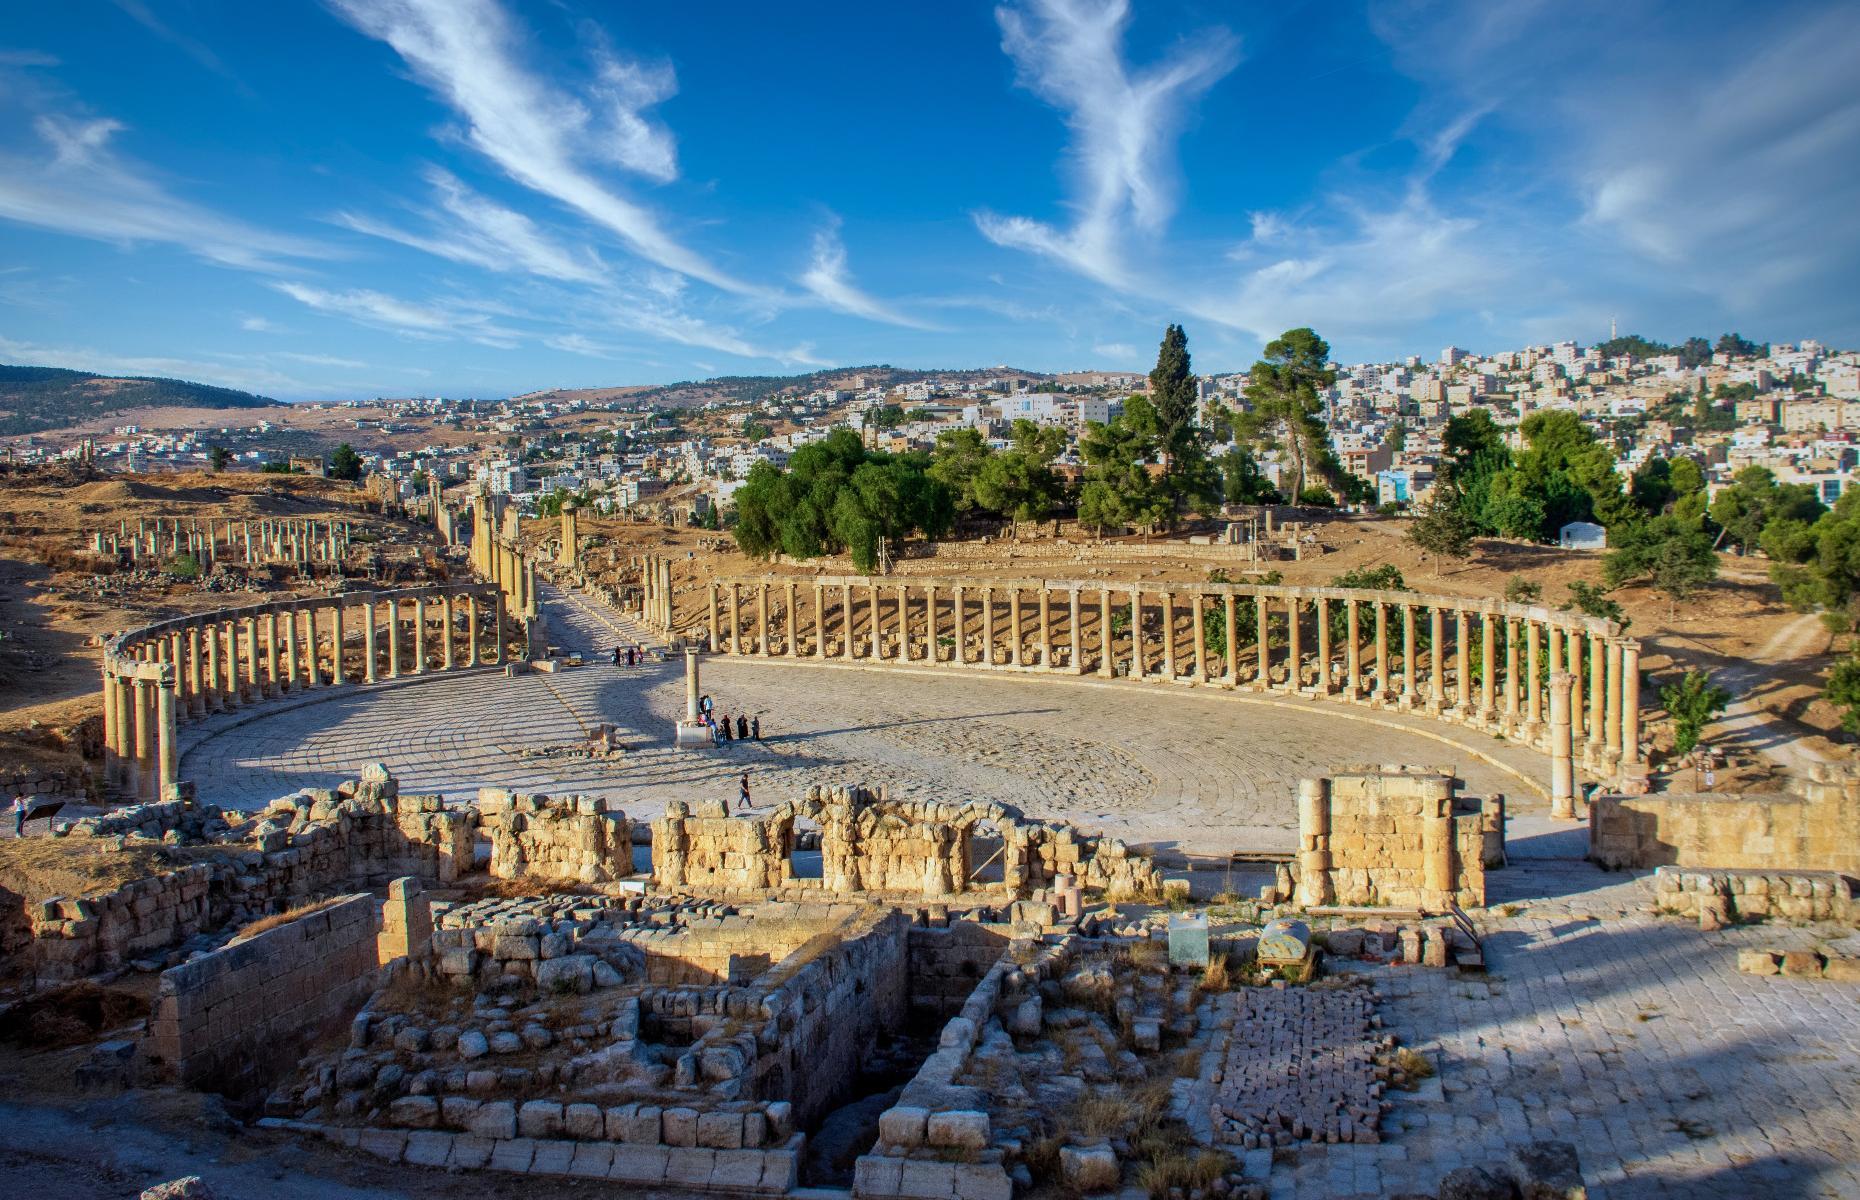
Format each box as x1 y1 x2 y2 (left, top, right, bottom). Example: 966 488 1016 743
177 585 1553 855
1265 868 1860 1199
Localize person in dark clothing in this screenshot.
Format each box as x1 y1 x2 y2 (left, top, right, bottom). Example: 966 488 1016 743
736 714 748 741
625 646 635 667
738 771 751 810
719 714 733 742
611 645 621 665
751 716 760 741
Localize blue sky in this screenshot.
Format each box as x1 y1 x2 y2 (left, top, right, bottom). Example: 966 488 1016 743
2 0 1858 400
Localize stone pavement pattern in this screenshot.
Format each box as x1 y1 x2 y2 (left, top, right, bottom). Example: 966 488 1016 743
178 587 1530 854
1262 864 1860 1199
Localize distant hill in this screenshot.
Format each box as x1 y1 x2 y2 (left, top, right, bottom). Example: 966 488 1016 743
0 364 283 437
520 364 1055 410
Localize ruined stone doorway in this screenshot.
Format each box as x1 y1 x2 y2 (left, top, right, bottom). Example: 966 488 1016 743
965 821 1005 887
788 815 824 880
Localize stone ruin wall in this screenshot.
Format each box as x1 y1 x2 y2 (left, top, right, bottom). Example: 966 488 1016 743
147 892 384 1094
475 788 634 883
1293 768 1500 911
1650 865 1853 925
1589 768 1860 876
651 785 1162 902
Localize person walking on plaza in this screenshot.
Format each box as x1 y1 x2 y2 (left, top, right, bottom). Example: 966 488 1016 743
736 713 748 741
611 645 621 666
719 713 733 742
12 794 28 838
738 771 751 810
751 716 761 741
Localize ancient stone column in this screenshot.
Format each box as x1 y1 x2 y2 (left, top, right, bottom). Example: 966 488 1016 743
1033 586 1049 669
1504 618 1520 722
787 581 800 658
685 646 701 722
1480 611 1496 720
440 593 455 671
385 599 401 678
1192 592 1207 682
489 589 504 666
222 623 240 706
1546 624 1564 713
187 625 205 714
132 673 155 799
841 583 855 661
756 583 771 658
116 672 136 787
363 600 379 684
1567 631 1585 742
950 584 966 665
1526 622 1543 730
1312 597 1330 695
241 617 258 700
1374 601 1389 700
1421 776 1456 904
1401 604 1417 704
282 609 299 691
1294 777 1333 907
558 507 578 568
1621 641 1643 767
412 597 426 674
983 587 997 665
265 612 282 697
869 583 882 660
1128 589 1143 677
1345 599 1361 700
1286 595 1301 694
1604 641 1623 756
1069 588 1083 674
1009 588 1023 667
155 668 177 787
1254 594 1269 687
330 601 346 686
1161 591 1177 680
813 584 826 660
1223 592 1239 684
708 582 720 651
897 583 910 661
466 594 480 668
1428 606 1445 710
1454 610 1471 713
924 584 939 662
728 583 742 655
101 667 121 782
1548 671 1575 819
1588 631 1607 751
1098 589 1113 678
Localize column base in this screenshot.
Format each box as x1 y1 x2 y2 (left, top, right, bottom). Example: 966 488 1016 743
673 720 714 749
1615 762 1651 795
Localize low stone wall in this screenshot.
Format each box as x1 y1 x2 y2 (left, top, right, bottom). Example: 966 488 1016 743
28 864 215 980
1589 771 1860 875
0 764 93 803
147 893 382 1093
907 922 1013 1017
1293 768 1497 911
476 789 633 884
1651 866 1854 925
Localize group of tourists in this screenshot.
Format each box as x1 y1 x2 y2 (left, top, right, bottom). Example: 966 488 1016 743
695 694 760 746
609 643 647 667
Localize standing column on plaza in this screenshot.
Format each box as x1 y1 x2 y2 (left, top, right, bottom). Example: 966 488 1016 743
117 672 137 788
786 582 800 658
1568 631 1585 743
1548 671 1575 819
1223 593 1239 685
1314 597 1330 695
155 666 177 788
1526 622 1543 731
1063 588 1080 674
187 625 205 715
412 597 426 674
1039 586 1053 669
266 612 282 697
1603 641 1623 758
1009 588 1023 667
983 588 998 666
466 594 480 668
840 584 855 661
1374 601 1389 700
1454 610 1471 713
363 599 378 684
133 673 155 800
1285 596 1302 694
101 667 120 785
440 593 455 671
1128 590 1143 678
558 507 578 569
1400 604 1417 704
869 583 883 660
330 601 346 686
925 585 939 662
1294 778 1334 907
1479 611 1496 720
282 610 299 691
813 584 827 660
1254 595 1269 687
1345 600 1361 700
1192 593 1208 682
1098 589 1113 678
489 589 504 666
1161 592 1176 680
386 598 401 678
1621 641 1643 769
727 584 741 655
222 623 240 707
673 648 711 748
1546 625 1564 723
708 583 721 652
757 584 771 657
1427 606 1445 710
1588 632 1607 754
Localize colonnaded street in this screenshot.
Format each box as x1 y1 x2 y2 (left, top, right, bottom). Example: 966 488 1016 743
176 586 1539 855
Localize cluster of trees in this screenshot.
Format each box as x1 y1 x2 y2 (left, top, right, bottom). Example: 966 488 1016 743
732 429 951 572
1594 331 1769 368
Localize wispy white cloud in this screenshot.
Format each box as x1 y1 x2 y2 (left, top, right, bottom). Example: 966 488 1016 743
110 0 249 93
0 334 316 395
239 314 285 333
975 0 1239 287
335 166 609 286
325 0 754 294
271 281 520 347
799 217 936 329
0 112 327 270
0 49 59 67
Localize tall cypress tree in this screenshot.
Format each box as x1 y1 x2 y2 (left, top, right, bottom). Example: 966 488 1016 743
1149 324 1197 448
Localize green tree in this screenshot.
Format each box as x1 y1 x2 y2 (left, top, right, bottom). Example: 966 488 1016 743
1505 578 1542 604
741 420 774 443
1242 328 1337 503
1824 653 1860 734
208 444 231 472
1564 581 1627 626
1604 515 1718 615
1710 466 1826 555
327 443 363 481
1770 487 1860 634
927 428 993 514
1661 670 1730 756
165 552 201 580
1077 402 1168 535
731 428 950 571
1218 446 1278 506
1407 487 1477 575
1147 323 1197 454
973 419 1066 535
1438 409 1512 535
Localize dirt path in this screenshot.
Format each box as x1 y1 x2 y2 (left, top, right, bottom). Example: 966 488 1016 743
1699 611 1834 772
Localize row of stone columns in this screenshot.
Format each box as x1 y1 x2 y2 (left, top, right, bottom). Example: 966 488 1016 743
708 576 1645 785
470 493 537 620
100 587 502 800
639 555 674 633
94 517 352 567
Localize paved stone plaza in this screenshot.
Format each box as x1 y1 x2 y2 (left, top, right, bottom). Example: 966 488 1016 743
176 587 1537 854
